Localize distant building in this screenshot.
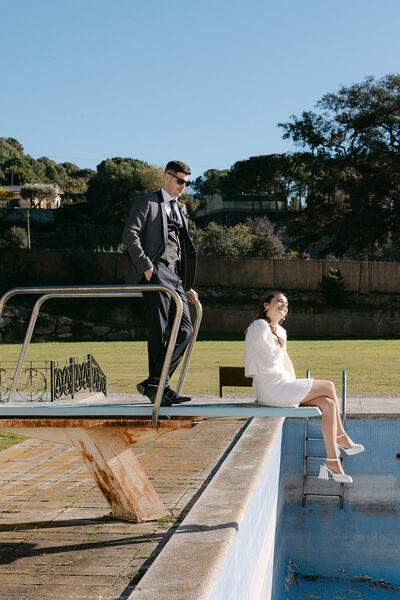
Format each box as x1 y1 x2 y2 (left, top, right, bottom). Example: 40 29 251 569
0 184 62 224
195 193 290 227
0 185 62 209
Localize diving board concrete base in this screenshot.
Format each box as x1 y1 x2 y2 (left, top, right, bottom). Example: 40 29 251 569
0 415 195 523
67 426 168 522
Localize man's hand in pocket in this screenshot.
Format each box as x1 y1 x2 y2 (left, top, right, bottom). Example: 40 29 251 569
144 267 154 281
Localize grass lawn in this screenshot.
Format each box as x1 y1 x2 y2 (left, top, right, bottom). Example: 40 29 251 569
0 432 26 451
1 338 398 451
0 338 399 396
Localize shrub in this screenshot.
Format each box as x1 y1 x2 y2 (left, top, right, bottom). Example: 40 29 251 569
320 267 349 307
251 232 285 258
3 226 29 248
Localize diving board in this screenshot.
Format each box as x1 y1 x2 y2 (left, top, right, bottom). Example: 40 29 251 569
0 401 322 419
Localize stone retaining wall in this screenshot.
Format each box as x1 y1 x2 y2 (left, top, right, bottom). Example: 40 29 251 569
201 306 400 337
2 249 400 338
0 305 136 343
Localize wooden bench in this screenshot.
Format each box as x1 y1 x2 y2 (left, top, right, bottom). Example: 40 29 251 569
219 366 252 397
0 400 320 523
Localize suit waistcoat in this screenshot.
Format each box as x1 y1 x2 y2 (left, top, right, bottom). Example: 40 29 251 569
160 214 182 264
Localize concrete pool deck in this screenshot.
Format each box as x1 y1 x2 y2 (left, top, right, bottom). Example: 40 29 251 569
0 393 399 600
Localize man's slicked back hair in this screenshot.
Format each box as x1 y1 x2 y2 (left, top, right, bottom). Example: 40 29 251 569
165 160 191 175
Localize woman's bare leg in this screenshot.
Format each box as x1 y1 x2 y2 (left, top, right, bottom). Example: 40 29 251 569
300 379 356 475
301 380 356 448
300 395 344 473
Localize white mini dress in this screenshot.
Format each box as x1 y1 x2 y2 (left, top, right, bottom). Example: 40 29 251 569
245 319 313 408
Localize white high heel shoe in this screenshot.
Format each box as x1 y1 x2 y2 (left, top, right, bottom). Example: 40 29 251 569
318 459 353 483
337 432 365 456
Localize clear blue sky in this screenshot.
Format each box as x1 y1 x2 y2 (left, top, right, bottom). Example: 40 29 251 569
2 0 400 180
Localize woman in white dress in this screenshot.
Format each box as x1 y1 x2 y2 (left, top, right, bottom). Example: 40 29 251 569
245 291 364 483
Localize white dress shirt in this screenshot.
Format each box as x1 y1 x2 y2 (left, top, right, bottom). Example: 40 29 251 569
161 187 177 219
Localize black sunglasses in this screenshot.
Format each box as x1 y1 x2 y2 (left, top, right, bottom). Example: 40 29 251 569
167 172 192 187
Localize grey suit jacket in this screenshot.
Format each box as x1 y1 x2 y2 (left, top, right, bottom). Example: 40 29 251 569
122 190 197 291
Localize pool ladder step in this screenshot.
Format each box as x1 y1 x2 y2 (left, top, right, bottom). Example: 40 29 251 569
301 370 347 509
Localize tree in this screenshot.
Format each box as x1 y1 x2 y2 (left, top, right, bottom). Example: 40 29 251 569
0 137 24 159
246 215 276 236
198 222 253 256
20 183 57 208
250 232 286 258
60 162 81 176
5 138 24 155
37 157 67 184
195 154 311 214
137 165 164 192
224 154 288 196
0 138 97 207
279 75 400 259
86 158 163 222
193 169 230 197
2 158 36 185
180 192 202 219
246 216 286 257
59 163 96 201
279 74 400 158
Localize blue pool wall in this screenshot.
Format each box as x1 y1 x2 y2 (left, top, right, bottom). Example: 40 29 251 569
272 417 400 598
209 424 282 600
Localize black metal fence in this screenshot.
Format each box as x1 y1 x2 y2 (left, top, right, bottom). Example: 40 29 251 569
0 354 107 402
50 354 107 401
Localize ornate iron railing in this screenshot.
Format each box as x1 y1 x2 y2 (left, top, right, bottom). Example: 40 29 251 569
50 354 107 401
0 354 107 402
0 361 49 402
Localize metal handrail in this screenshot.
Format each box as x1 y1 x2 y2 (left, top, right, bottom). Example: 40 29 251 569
8 289 182 426
176 299 203 395
0 286 141 316
342 369 347 423
0 285 202 427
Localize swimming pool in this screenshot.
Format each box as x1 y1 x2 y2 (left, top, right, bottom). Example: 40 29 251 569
272 418 400 599
126 412 399 600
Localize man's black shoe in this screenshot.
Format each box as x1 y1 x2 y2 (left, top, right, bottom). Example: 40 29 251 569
137 380 147 396
164 385 192 404
136 381 172 407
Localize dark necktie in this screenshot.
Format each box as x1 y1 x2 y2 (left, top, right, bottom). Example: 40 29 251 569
169 199 182 226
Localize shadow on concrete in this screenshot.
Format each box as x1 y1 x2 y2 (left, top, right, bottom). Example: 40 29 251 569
117 417 252 599
0 531 165 564
0 515 115 531
176 521 239 534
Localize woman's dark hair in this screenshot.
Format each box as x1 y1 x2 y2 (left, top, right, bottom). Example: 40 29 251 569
251 290 287 347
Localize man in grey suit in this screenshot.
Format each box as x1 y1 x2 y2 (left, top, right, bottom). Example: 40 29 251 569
123 160 198 406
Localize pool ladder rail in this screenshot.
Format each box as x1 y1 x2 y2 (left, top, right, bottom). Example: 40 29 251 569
302 370 347 509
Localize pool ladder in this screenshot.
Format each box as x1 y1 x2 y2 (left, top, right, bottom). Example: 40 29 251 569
302 370 347 509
